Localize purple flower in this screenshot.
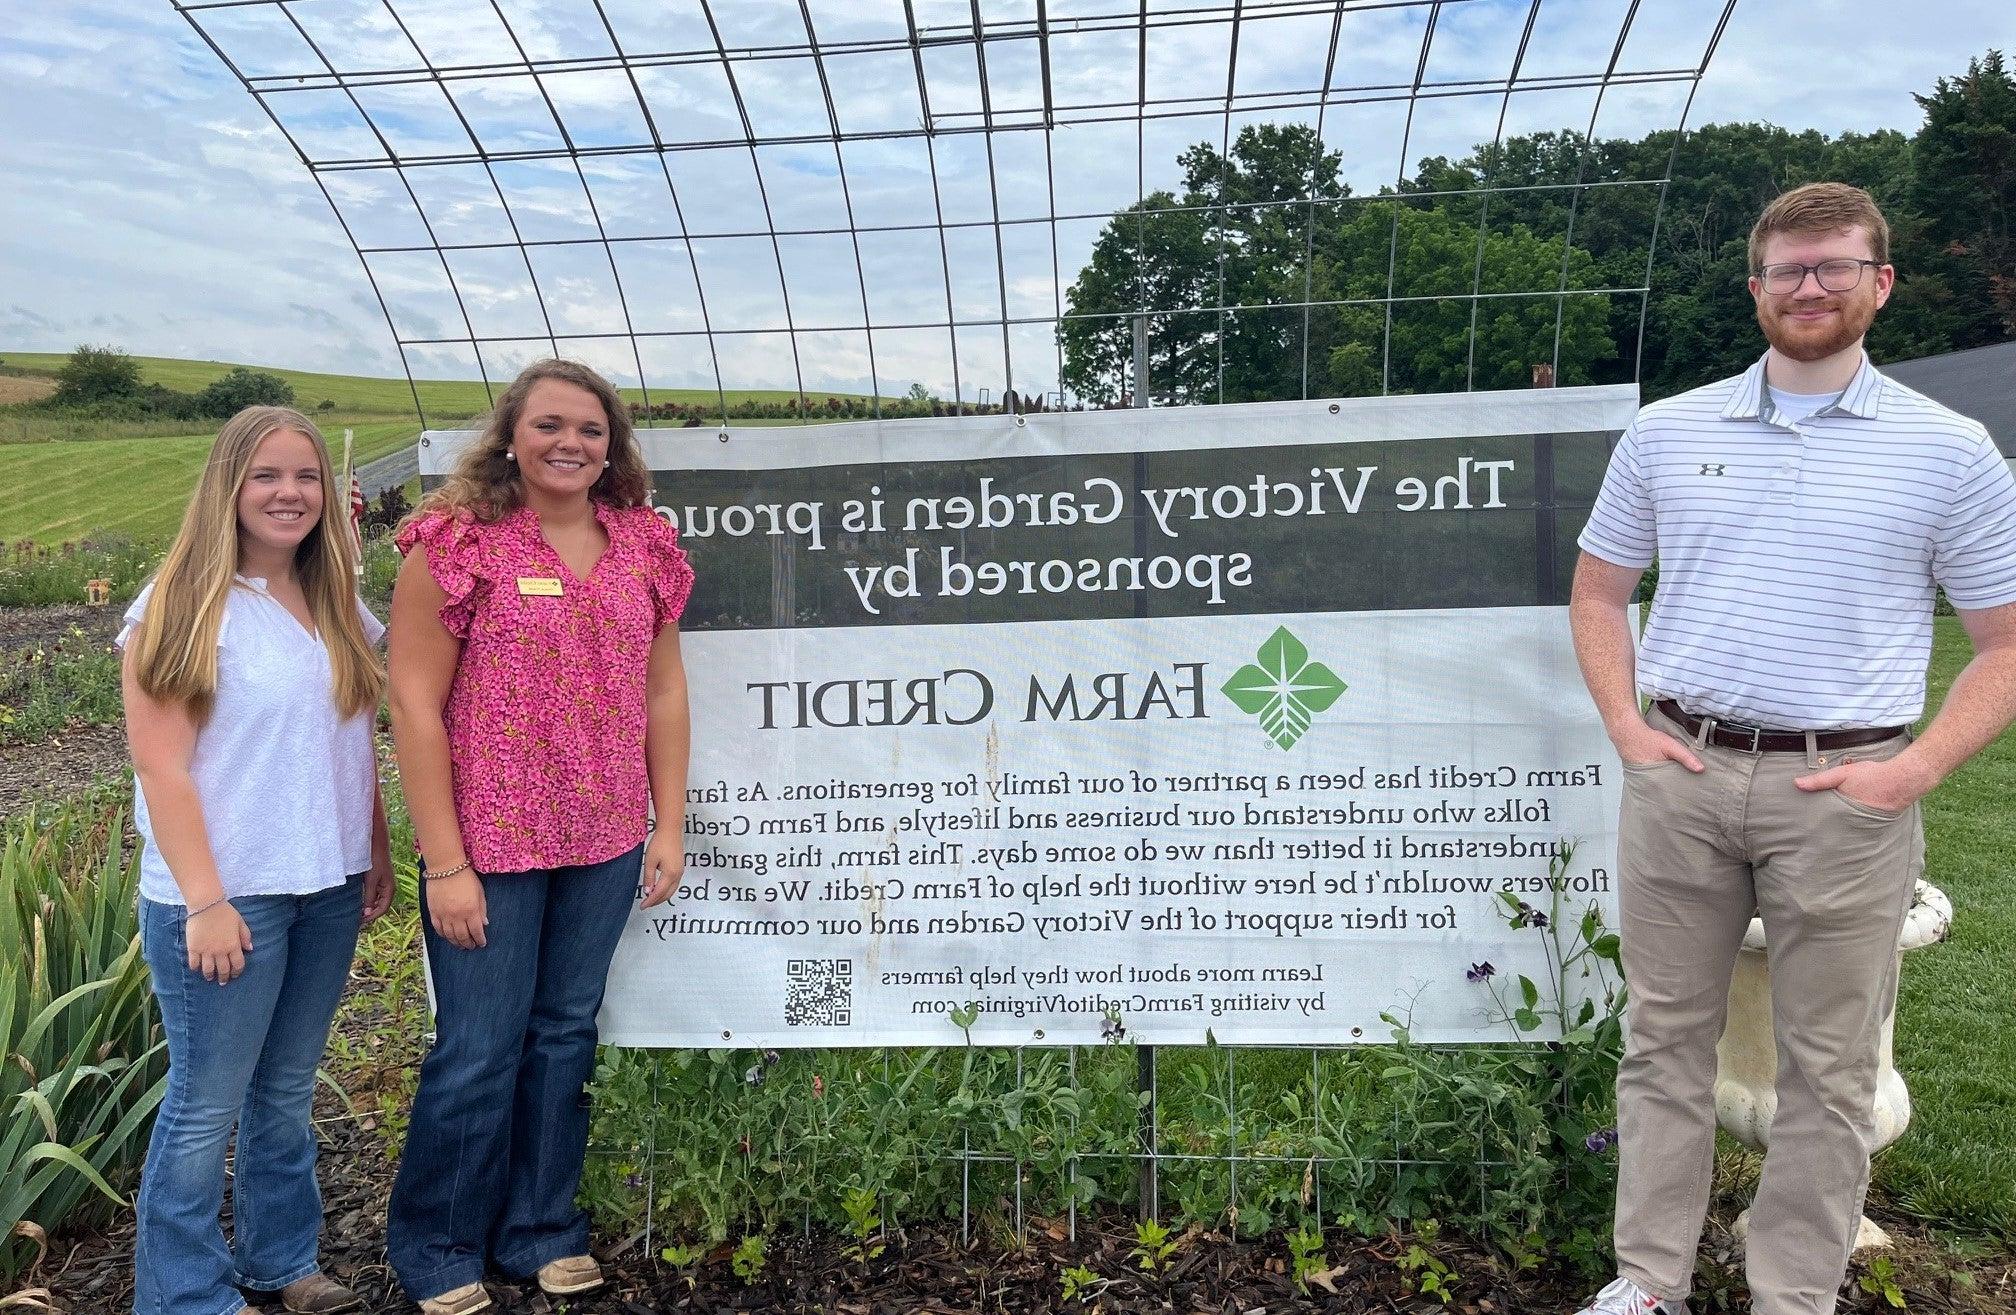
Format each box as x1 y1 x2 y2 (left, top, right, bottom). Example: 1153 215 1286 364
1528 910 1550 929
762 1049 781 1067
1100 1012 1127 1042
625 1170 646 1190
1584 1127 1618 1154
1465 962 1497 983
743 1064 766 1087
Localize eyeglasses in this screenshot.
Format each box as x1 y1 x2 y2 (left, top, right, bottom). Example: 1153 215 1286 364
1754 259 1881 295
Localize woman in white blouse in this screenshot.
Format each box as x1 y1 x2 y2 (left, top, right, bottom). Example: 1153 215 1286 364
121 406 392 1315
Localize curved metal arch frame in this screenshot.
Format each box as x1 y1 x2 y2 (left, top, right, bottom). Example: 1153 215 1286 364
174 0 1742 424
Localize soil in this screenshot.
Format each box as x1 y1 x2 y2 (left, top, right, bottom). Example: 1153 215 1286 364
0 605 129 821
0 603 122 651
0 722 129 819
0 375 57 406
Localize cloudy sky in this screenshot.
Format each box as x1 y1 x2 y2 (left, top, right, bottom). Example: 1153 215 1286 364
1 0 2006 404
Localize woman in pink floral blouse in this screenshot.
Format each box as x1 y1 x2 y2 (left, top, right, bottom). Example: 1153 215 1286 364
383 359 693 1315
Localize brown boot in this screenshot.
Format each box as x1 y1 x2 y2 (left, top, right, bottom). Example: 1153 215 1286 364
416 1282 493 1315
277 1274 363 1314
536 1255 605 1296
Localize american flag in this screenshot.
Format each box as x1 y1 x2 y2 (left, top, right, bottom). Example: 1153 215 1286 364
347 467 366 572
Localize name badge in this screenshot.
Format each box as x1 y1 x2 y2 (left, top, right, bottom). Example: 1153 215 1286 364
517 577 564 597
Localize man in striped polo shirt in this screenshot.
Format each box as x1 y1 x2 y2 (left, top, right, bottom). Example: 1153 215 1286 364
1568 182 2016 1315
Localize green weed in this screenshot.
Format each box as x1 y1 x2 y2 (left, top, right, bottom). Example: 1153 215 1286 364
1858 1254 1908 1308
1129 1217 1178 1271
1058 1262 1102 1304
729 1232 767 1284
1285 1219 1328 1293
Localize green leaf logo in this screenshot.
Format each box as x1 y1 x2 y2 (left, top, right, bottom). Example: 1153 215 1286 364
1221 627 1347 750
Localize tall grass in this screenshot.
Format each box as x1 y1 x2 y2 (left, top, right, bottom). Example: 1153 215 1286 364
0 414 210 445
0 790 166 1285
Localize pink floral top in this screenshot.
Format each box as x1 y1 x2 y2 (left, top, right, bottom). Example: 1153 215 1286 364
396 502 694 874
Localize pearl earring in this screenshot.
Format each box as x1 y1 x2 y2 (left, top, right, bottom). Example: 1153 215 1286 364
603 460 612 468
505 450 517 461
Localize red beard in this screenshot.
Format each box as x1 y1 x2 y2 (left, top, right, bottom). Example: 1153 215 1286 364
1755 293 1878 362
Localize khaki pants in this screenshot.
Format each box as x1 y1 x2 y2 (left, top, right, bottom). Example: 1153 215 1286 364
1613 706 1923 1314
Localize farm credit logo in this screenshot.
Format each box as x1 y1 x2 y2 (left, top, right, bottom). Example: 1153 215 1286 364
1221 627 1347 750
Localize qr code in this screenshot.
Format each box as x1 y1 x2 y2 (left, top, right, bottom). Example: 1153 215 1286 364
785 958 853 1026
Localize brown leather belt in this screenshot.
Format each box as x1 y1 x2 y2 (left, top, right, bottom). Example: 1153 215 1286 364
1653 699 1906 755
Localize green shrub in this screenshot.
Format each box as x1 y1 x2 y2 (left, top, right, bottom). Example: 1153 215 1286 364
0 536 156 608
196 368 295 418
0 792 167 1284
50 346 141 408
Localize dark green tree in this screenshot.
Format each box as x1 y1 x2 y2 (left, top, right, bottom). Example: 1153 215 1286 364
1058 191 1220 404
1310 202 1614 396
197 367 296 417
1061 53 2013 406
1911 50 2016 339
52 344 142 406
1060 123 1347 404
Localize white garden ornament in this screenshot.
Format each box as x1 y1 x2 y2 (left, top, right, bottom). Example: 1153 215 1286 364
1714 879 1952 1252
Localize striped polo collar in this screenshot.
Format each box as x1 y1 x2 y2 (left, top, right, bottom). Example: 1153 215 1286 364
1722 351 1885 424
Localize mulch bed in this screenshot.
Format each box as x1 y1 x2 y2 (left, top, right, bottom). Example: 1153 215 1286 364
0 604 128 821
0 602 121 651
26 1100 2015 1315
0 722 128 820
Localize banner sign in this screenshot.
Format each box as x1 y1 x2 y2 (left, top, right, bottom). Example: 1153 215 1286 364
421 386 1637 1047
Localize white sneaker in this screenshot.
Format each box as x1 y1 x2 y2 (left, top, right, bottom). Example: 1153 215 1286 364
1572 1276 1690 1315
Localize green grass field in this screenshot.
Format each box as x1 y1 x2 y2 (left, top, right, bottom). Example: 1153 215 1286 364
0 421 419 545
0 351 896 544
0 351 884 424
1881 616 2016 1237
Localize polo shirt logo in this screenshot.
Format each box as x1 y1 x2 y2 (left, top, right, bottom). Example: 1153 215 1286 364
1700 463 1726 476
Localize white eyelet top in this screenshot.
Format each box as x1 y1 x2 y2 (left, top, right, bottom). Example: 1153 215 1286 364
120 576 385 904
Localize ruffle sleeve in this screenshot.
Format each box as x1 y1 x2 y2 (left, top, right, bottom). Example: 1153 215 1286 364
115 581 155 650
632 508 696 630
394 510 487 639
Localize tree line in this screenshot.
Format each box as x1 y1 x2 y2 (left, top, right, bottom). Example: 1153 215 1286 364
1061 50 2014 405
32 346 304 422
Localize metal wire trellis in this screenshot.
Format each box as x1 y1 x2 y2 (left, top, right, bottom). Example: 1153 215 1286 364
177 0 1736 426
177 0 1737 1251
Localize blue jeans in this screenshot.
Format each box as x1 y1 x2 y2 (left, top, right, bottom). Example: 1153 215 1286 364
386 845 641 1301
134 876 363 1315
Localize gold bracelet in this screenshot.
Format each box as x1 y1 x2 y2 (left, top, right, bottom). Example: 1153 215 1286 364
425 860 473 882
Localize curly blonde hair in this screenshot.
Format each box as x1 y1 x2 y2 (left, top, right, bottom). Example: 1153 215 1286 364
415 359 651 523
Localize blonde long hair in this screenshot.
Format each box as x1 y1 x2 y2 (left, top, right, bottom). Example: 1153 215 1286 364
128 406 384 719
412 359 651 524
